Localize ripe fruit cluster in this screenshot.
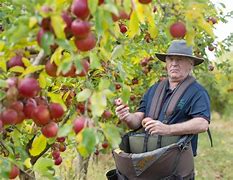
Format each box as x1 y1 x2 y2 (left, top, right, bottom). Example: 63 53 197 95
71 0 96 51
0 77 64 138
51 137 67 166
45 58 90 78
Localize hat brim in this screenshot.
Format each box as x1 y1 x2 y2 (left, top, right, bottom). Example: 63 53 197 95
155 53 204 66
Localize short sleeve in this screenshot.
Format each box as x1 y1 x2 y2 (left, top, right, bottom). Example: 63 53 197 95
136 90 149 113
187 90 211 122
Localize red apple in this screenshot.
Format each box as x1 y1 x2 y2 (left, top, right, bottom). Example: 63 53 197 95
56 137 66 143
139 0 152 4
208 65 214 71
71 19 91 39
37 28 45 46
76 103 85 114
62 11 73 28
52 150 60 159
114 98 122 106
41 122 58 138
2 109 18 125
102 110 112 119
10 101 24 112
18 77 40 98
77 58 90 77
132 78 139 85
102 142 109 149
6 77 18 88
41 17 51 31
54 156 62 165
23 98 37 118
207 17 217 24
98 0 104 5
32 105 51 126
15 111 25 124
71 0 90 20
9 165 20 179
140 58 149 67
74 33 96 51
170 22 186 38
49 103 64 120
7 55 25 69
208 44 215 51
59 143 66 152
119 23 127 34
115 83 121 90
153 6 157 13
73 117 85 134
130 95 136 101
45 60 58 77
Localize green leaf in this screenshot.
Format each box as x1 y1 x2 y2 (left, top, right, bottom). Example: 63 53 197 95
51 15 66 39
29 134 47 157
111 45 124 60
98 79 110 90
41 32 55 55
56 39 74 52
39 72 47 89
128 10 140 38
0 80 8 88
0 40 5 51
21 65 44 77
90 91 107 117
22 57 31 67
9 66 25 73
0 90 6 101
77 128 97 158
88 0 98 15
58 123 73 137
121 84 131 104
0 59 7 72
101 123 121 149
33 157 54 178
89 52 101 69
102 3 118 15
76 89 92 102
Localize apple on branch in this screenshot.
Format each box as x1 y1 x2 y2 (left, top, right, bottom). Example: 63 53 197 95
169 21 186 38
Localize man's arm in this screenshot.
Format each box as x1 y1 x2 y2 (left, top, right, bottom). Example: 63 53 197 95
142 117 209 135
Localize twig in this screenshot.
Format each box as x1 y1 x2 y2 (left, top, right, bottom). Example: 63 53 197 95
32 49 45 66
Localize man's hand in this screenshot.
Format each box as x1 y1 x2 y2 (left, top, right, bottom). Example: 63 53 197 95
142 117 171 135
115 98 130 122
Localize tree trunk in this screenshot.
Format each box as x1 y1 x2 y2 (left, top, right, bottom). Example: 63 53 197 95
76 153 91 180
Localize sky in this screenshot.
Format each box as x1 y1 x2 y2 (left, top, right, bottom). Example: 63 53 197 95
212 0 233 41
206 0 233 60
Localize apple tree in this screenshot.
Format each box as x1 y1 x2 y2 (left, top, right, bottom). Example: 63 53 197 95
0 0 230 179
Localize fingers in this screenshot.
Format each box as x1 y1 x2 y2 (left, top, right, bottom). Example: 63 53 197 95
115 99 129 121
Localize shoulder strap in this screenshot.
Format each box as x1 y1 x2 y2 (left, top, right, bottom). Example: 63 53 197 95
148 79 168 119
165 76 195 117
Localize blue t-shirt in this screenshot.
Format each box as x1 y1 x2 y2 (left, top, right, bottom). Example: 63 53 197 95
137 80 211 156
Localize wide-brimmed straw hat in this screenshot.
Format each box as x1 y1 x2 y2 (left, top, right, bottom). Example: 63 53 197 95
155 40 204 66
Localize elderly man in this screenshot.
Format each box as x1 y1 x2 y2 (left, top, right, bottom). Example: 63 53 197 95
115 40 211 179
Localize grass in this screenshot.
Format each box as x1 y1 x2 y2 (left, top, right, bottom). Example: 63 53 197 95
87 113 233 180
